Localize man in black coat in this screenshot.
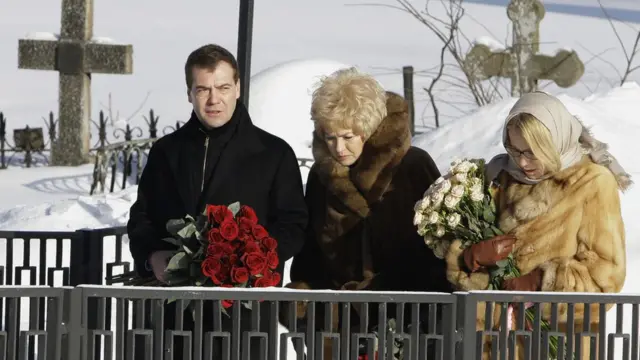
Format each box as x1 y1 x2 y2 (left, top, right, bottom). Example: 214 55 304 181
127 44 308 359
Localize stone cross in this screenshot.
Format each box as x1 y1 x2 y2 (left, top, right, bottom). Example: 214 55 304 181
18 0 133 166
463 0 584 97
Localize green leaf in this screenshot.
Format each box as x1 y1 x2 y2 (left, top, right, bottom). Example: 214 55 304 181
482 227 496 239
177 223 197 239
482 207 495 223
166 219 186 235
228 201 241 217
189 262 201 277
195 275 208 286
182 244 194 255
162 237 181 246
242 301 253 310
495 259 510 268
166 252 189 271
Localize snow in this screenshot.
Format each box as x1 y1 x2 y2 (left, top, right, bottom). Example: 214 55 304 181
474 35 506 51
2 0 640 358
248 58 351 161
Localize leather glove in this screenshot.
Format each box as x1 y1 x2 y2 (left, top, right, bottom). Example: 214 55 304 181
462 234 516 272
502 268 543 292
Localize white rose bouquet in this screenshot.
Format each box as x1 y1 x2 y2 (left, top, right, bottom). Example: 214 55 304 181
413 158 562 359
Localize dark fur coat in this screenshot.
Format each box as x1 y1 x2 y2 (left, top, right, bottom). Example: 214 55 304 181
289 92 453 294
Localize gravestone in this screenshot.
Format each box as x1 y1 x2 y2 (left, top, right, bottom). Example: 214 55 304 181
18 0 133 166
463 0 584 97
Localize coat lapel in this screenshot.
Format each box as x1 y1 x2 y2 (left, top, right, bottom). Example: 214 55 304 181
198 104 264 212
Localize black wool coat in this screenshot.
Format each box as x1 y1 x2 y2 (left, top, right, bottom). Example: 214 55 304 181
127 101 308 285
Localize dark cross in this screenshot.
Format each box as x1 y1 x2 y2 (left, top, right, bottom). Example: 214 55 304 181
18 0 133 166
463 0 584 96
237 0 254 107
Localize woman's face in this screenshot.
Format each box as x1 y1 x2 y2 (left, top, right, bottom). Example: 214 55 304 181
323 128 364 166
506 126 545 179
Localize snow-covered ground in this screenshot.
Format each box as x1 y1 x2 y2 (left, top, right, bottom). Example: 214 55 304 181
2 0 640 359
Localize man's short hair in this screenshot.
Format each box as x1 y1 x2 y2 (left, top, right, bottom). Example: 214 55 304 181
184 44 240 90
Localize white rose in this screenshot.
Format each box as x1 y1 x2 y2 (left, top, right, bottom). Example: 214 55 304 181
430 191 444 208
434 176 445 185
446 213 461 228
454 161 473 173
414 198 431 212
450 158 462 168
450 184 465 198
470 190 484 202
413 211 424 226
444 194 460 209
453 173 468 184
469 178 482 194
435 225 445 237
437 179 452 194
424 235 435 246
427 211 440 224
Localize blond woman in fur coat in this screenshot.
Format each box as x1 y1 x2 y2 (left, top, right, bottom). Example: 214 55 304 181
282 67 452 358
445 91 630 359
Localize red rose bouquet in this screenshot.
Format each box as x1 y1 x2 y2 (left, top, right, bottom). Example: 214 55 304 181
108 202 281 311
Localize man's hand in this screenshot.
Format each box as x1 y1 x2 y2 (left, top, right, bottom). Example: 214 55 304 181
148 250 174 282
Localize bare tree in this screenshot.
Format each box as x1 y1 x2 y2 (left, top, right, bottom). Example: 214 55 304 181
597 0 640 86
347 0 507 128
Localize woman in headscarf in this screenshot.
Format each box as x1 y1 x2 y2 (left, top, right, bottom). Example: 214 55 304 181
445 91 630 359
283 67 453 358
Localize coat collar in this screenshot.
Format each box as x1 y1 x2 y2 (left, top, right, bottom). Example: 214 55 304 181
311 91 412 218
171 101 264 215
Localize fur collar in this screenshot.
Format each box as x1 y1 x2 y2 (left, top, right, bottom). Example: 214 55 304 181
310 91 412 286
311 91 412 218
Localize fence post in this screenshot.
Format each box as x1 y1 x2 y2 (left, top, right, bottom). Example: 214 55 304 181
455 292 478 360
70 229 105 360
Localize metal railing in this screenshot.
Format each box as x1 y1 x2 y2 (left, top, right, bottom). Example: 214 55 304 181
0 228 639 359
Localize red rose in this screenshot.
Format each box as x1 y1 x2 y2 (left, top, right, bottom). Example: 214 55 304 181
238 232 253 243
243 241 261 254
238 217 253 234
219 219 239 241
217 263 231 283
239 205 258 224
269 271 282 286
208 228 224 243
201 257 222 284
266 251 279 270
251 224 269 240
231 266 249 284
254 276 270 287
243 253 267 276
229 254 239 265
221 284 234 308
209 243 234 257
261 237 277 251
207 205 233 224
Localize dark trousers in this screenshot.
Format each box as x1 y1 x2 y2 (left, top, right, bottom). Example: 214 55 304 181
134 300 273 360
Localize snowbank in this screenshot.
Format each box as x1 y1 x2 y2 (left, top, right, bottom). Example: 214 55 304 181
249 58 351 161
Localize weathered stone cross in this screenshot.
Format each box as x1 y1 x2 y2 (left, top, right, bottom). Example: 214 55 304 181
18 0 133 166
463 0 584 97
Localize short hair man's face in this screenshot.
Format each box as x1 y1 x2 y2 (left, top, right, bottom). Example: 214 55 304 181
188 61 240 129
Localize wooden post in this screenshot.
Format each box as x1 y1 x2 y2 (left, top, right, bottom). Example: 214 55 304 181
402 66 415 136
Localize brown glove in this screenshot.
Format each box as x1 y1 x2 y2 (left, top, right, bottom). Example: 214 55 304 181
462 234 516 272
502 268 543 292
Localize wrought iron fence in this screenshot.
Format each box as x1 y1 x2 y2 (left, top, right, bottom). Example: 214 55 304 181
0 227 639 359
0 110 184 169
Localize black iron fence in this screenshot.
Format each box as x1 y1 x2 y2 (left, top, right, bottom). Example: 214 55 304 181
0 227 639 359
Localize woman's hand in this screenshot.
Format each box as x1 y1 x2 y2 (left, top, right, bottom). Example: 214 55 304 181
462 234 516 272
502 268 543 292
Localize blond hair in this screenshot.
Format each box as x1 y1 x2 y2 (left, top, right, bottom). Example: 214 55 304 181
310 67 387 139
507 113 562 173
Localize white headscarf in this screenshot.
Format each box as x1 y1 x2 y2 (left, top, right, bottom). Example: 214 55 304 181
486 91 632 191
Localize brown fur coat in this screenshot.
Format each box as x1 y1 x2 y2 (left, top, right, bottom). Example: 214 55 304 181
446 157 626 359
283 93 452 338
